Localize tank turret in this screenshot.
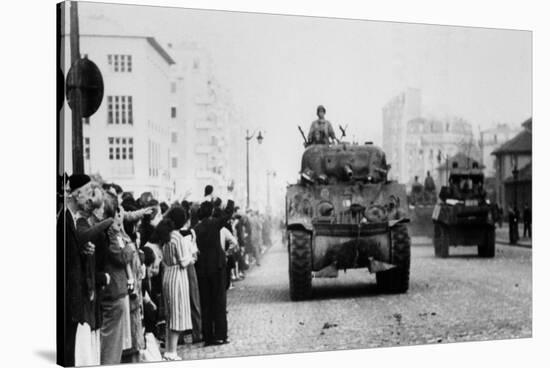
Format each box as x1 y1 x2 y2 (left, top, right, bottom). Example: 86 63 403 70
299 143 389 184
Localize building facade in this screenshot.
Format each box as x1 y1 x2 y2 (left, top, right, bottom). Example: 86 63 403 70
405 116 476 187
62 34 176 201
382 89 476 187
480 123 521 178
169 42 245 203
492 118 532 210
382 88 422 183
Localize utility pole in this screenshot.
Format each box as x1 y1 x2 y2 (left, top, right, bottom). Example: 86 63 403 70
246 130 250 208
70 1 84 174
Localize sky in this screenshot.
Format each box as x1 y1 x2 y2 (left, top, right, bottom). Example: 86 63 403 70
77 1 532 185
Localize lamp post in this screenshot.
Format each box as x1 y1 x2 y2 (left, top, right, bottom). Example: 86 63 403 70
246 129 264 209
512 155 519 211
511 155 519 244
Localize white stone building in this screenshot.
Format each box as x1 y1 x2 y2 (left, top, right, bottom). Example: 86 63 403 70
405 116 475 186
382 89 476 187
61 32 176 201
168 42 246 204
382 88 422 182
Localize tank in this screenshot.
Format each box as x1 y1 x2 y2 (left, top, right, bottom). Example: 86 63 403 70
431 165 495 258
285 142 411 301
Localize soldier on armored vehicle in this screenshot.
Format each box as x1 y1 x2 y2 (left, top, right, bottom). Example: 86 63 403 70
306 105 338 146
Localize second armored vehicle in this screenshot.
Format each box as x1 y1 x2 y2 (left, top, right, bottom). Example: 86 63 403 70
432 163 495 258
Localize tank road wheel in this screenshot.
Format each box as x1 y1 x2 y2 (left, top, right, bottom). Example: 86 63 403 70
288 230 313 301
376 224 411 293
434 223 449 258
478 227 496 258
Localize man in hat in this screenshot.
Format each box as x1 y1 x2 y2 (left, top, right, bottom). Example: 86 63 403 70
57 174 113 366
307 105 337 146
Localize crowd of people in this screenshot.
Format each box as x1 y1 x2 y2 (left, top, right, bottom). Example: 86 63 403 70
57 174 274 366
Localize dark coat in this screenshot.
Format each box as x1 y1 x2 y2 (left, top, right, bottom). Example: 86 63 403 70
194 218 226 275
99 226 135 301
76 217 113 330
58 209 85 324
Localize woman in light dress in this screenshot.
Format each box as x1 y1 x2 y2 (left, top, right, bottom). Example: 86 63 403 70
158 206 195 361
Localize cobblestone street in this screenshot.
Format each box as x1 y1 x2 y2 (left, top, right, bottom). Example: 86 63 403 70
178 234 532 360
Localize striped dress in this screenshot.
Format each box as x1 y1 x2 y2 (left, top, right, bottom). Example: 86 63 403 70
162 231 193 331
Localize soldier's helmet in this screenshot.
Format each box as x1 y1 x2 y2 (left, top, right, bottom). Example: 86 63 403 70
317 105 326 114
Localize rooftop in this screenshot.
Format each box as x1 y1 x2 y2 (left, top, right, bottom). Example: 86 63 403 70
492 128 532 156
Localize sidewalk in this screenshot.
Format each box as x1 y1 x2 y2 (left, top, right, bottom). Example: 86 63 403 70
495 224 532 248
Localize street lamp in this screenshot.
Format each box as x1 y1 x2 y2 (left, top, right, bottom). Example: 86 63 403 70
512 155 519 211
246 129 264 209
511 155 519 244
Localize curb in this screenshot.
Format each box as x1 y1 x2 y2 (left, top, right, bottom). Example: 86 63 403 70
496 239 532 249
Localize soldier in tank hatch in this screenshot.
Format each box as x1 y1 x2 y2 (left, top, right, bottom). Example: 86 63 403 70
307 105 337 146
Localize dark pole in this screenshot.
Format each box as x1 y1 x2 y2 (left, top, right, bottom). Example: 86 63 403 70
512 156 519 244
70 1 84 174
246 130 250 208
513 163 519 211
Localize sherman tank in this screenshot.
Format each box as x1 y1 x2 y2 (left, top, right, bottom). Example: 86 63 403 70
432 163 495 258
285 141 411 301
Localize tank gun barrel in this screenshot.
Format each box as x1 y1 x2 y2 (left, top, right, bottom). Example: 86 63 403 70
344 164 353 179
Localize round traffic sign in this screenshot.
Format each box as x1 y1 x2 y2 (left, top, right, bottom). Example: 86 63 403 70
66 57 104 118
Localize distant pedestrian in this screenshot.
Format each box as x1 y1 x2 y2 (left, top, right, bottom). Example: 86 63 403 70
523 205 532 239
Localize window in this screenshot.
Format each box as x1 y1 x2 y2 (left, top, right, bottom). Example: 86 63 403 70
172 157 178 168
171 132 178 143
115 96 119 124
128 96 133 125
108 54 132 72
121 96 126 124
148 139 159 177
170 82 177 93
127 55 132 72
108 136 134 161
107 96 113 124
107 95 133 125
171 107 177 118
83 117 89 125
84 137 90 160
193 59 200 70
